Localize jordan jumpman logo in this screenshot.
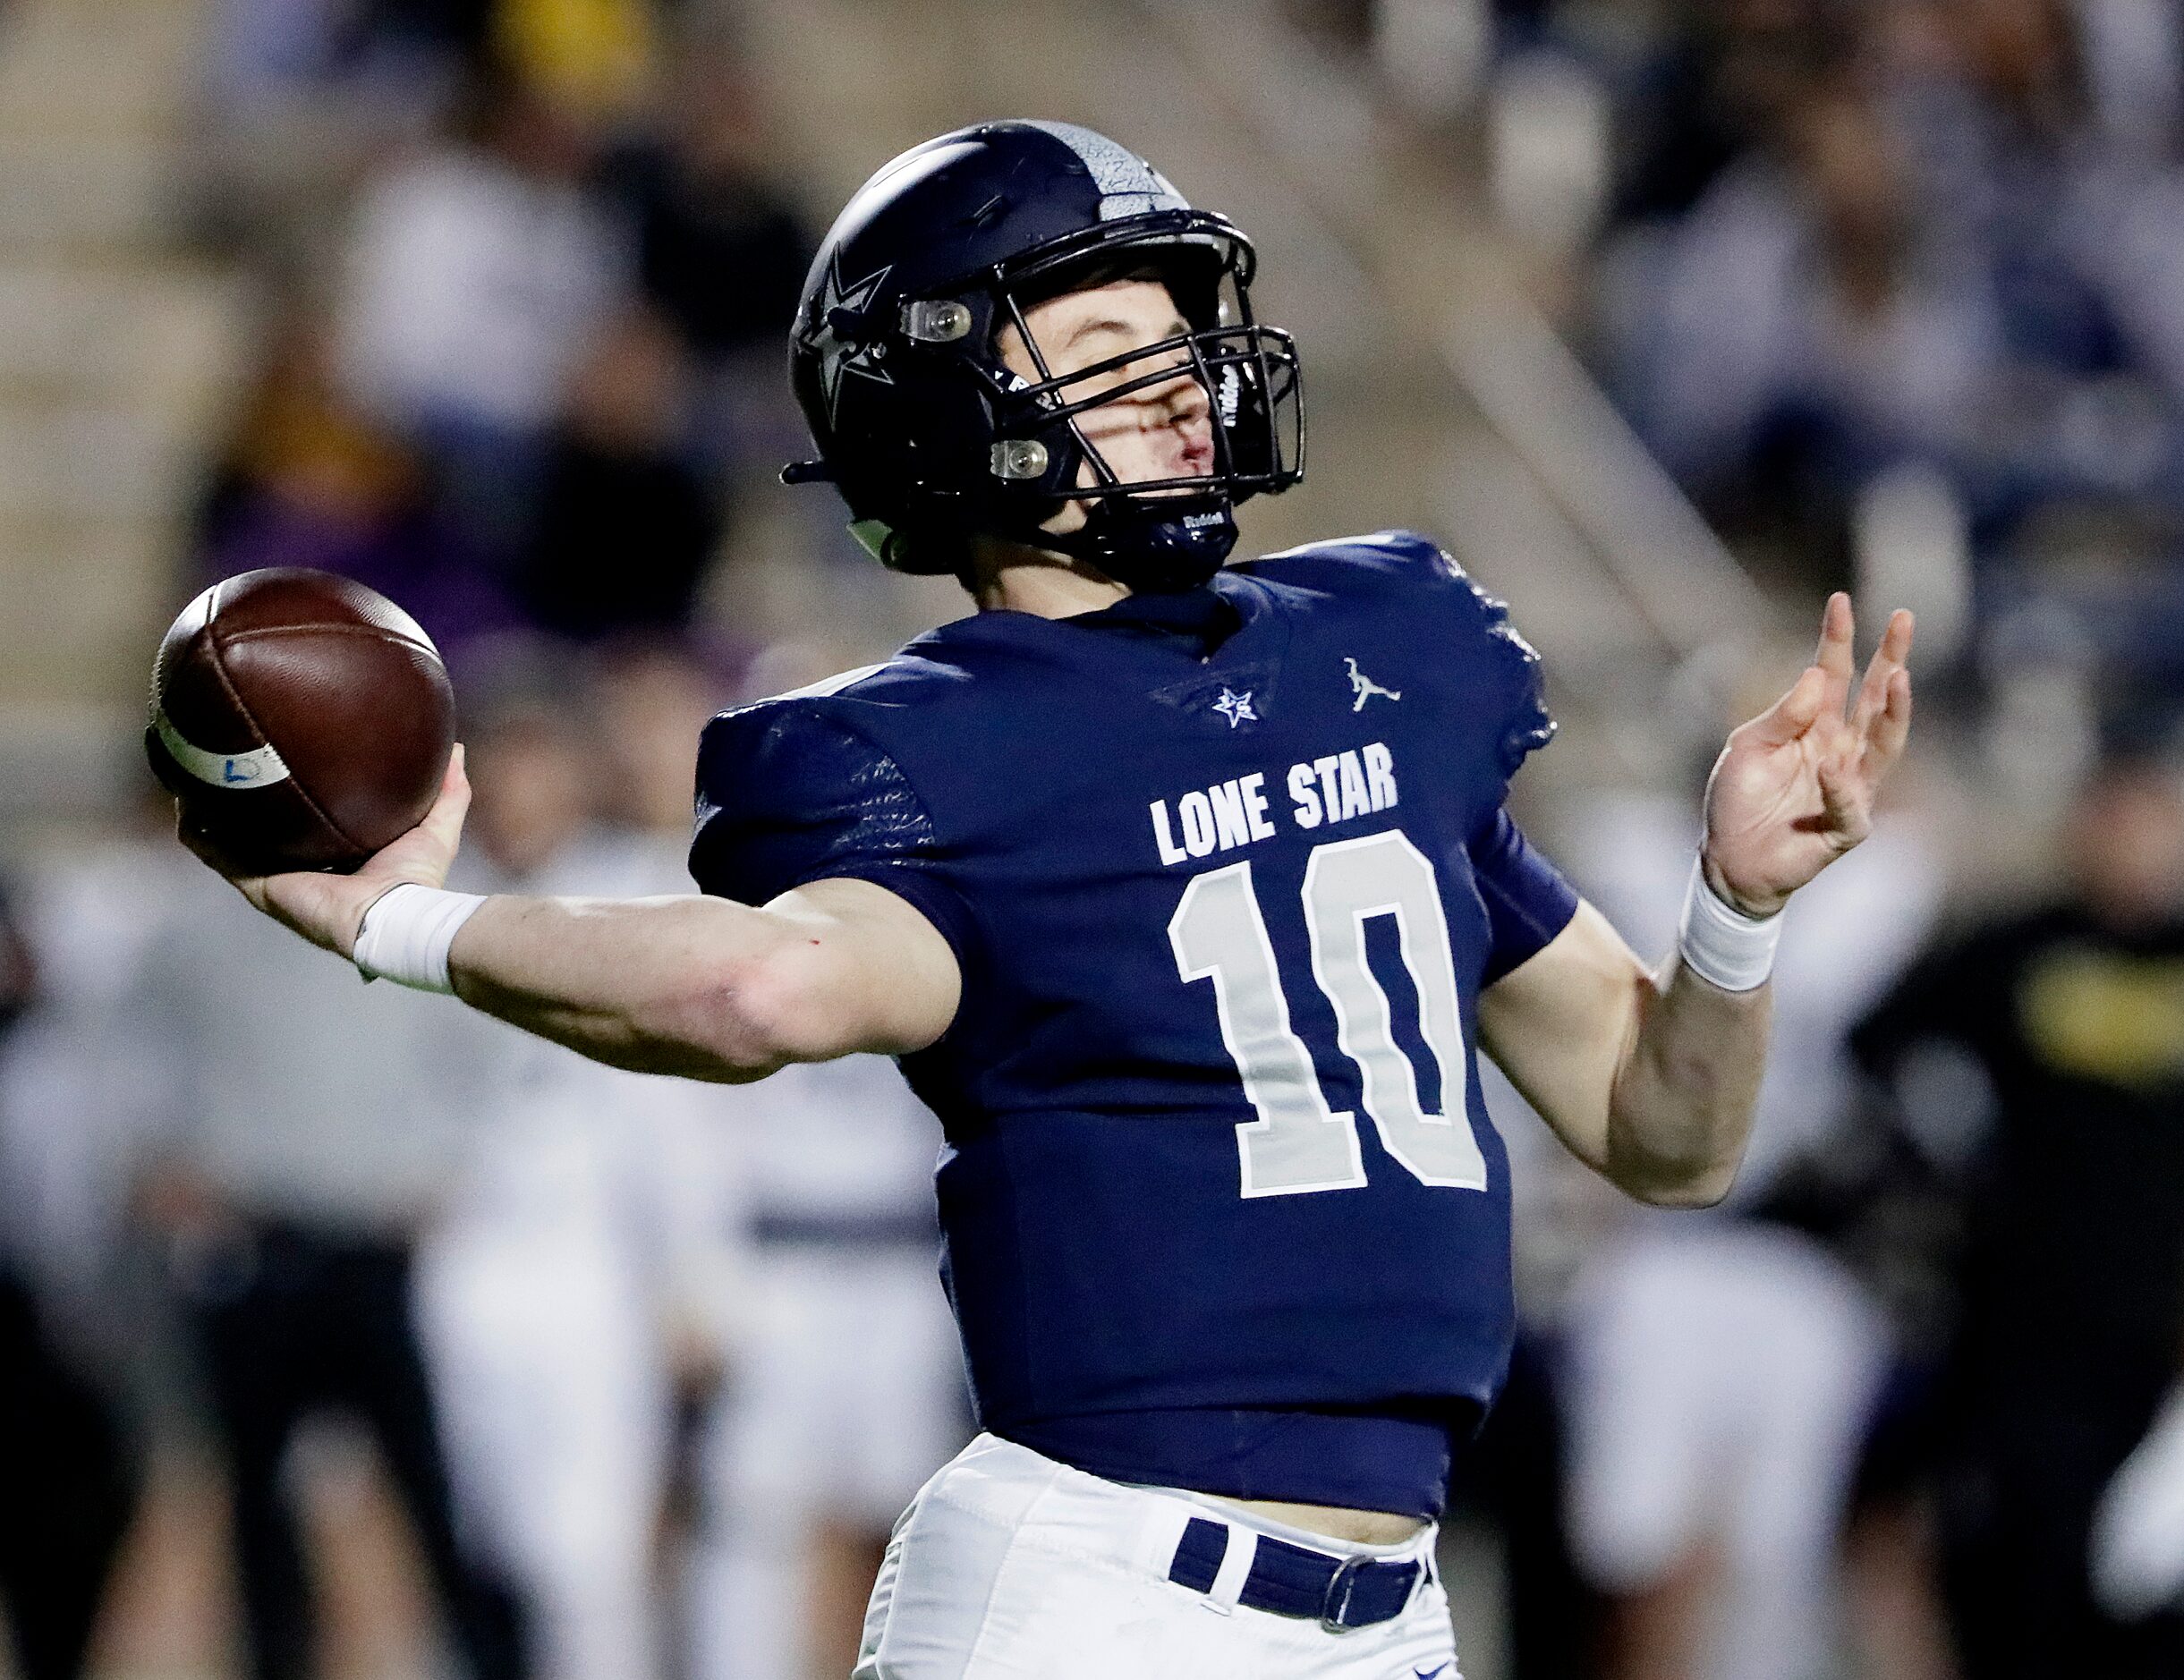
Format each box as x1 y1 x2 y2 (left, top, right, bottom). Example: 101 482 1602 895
1346 657 1402 712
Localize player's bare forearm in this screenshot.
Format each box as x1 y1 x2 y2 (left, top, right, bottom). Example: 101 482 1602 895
1605 952 1768 1205
446 878 960 1082
449 896 776 1079
202 752 960 1082
1478 904 1760 1206
445 894 800 1082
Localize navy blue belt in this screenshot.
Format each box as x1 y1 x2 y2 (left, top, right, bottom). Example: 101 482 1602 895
1167 1515 1423 1631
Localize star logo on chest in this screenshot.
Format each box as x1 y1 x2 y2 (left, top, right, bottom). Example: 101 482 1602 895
807 254 894 427
1211 687 1258 728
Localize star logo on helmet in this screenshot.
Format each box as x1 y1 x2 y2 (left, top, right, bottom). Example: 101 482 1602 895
808 254 895 428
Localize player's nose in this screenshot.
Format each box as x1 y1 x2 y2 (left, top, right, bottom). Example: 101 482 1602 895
1146 363 1211 426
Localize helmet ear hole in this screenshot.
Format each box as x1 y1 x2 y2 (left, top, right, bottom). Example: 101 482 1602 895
878 528 930 572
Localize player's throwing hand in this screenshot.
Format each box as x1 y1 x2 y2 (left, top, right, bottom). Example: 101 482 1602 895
1701 593 1915 919
204 748 474 960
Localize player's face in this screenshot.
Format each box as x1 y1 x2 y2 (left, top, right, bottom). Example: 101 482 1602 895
995 277 1216 536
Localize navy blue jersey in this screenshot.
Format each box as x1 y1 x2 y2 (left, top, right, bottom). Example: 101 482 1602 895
692 530 1578 1516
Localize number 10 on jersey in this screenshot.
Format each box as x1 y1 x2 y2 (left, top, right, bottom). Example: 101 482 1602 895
1168 829 1492 1199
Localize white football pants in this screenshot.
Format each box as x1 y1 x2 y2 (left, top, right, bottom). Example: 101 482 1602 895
853 1434 1463 1679
1561 1221 1888 1680
417 1223 667 1680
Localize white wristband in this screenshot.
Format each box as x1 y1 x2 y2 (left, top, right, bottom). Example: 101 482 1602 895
352 883 487 994
1677 859 1781 992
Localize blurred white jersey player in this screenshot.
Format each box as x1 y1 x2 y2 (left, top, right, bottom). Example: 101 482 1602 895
686 1050 966 1680
413 669 749 1680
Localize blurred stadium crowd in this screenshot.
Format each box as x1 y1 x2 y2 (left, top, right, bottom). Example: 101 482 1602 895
6 1 2184 1679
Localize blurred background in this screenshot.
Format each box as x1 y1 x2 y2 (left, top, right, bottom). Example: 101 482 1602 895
5 1 2184 1677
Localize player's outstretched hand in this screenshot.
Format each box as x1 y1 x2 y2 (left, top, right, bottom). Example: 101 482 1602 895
1701 595 1913 919
184 745 473 958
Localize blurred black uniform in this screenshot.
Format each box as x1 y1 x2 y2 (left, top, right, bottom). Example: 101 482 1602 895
0 881 140 1680
179 1225 526 1680
1854 904 2184 1679
0 1277 139 1680
608 142 812 364
516 420 721 639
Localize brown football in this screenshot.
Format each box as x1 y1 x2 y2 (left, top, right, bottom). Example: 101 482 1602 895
146 569 457 875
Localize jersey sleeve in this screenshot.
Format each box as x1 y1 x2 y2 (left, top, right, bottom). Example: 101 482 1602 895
688 700 979 967
1470 806 1580 985
1364 531 1557 778
1258 530 1559 779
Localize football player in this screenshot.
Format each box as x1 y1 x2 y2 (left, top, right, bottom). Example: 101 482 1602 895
201 122 1915 1677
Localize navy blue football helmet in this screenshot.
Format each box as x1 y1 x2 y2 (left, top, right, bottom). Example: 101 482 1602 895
783 121 1305 592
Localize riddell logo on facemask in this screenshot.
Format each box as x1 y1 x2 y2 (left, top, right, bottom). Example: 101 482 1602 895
1218 366 1241 425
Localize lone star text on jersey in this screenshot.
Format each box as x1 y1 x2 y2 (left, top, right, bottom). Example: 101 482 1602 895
1149 741 1399 865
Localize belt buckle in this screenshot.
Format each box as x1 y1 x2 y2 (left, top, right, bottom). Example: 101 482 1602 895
1318 1554 1367 1633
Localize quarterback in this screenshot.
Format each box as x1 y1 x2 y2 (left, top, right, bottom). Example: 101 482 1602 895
206 123 1913 1676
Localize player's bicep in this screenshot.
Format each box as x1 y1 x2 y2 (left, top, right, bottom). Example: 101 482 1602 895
1476 899 1651 1173
745 876 962 1061
687 699 966 1062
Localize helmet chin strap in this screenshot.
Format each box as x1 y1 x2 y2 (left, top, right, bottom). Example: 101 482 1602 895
1029 491 1239 594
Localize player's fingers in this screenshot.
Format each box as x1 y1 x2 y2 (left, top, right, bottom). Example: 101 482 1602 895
1816 749 1871 845
1849 608 1915 735
1745 664 1828 747
1882 605 1915 660
419 743 472 846
1867 666 1913 770
1814 591 1856 716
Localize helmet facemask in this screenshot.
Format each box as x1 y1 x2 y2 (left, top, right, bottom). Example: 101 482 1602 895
795 214 1301 590
965 234 1304 591
786 157 1307 592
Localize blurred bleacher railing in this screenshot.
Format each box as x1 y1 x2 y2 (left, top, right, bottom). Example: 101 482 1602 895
0 0 250 836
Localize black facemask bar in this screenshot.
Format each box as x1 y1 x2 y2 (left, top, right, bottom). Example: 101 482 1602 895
981 318 1304 506
978 259 1304 516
